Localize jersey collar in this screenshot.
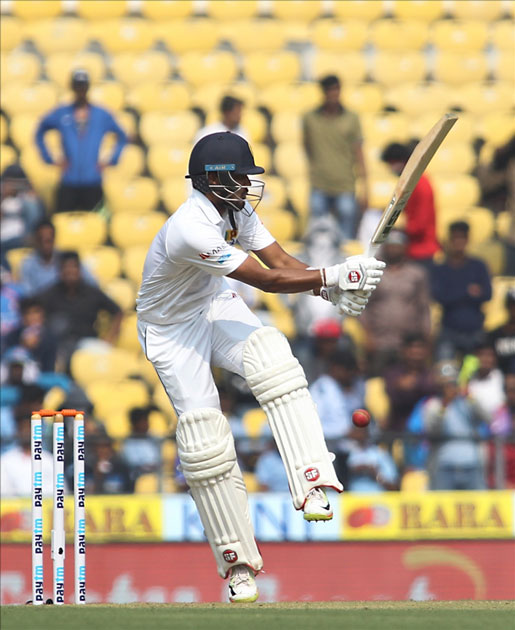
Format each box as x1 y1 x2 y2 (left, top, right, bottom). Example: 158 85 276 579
192 188 224 225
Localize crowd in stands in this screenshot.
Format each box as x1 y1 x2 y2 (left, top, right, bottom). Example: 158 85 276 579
1 0 514 498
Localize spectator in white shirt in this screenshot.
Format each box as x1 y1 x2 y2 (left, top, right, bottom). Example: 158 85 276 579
467 340 506 420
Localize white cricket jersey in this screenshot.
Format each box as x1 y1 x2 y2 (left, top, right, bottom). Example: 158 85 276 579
136 189 275 324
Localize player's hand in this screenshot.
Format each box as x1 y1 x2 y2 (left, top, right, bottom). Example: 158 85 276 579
323 256 385 292
337 289 371 317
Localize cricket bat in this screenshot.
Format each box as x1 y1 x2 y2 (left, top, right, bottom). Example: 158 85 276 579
367 112 458 257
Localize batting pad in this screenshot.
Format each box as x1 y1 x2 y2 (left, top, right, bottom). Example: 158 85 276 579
243 327 343 509
176 408 263 578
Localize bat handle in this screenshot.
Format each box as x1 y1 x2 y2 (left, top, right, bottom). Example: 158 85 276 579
367 242 380 258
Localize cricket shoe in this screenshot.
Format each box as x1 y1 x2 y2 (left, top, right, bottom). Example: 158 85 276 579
303 487 333 521
228 565 259 603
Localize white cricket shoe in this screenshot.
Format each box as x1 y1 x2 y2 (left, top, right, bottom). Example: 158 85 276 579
228 565 259 603
303 487 333 521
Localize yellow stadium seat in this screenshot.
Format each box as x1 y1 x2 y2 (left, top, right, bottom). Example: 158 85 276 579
114 111 138 140
286 177 310 228
149 409 172 438
161 178 192 214
140 111 200 147
45 51 106 89
5 247 31 281
250 142 272 173
1 82 58 117
452 82 514 115
497 211 514 240
53 212 107 250
121 245 148 284
0 51 41 85
466 207 497 245
390 0 444 20
0 145 17 172
87 379 149 422
23 18 88 54
110 212 166 249
409 111 475 144
477 111 515 146
70 346 140 387
104 176 159 213
207 0 259 19
468 240 506 277
491 20 515 50
134 473 159 494
117 312 140 353
190 82 258 112
311 19 368 51
76 0 128 19
155 19 220 53
365 377 390 428
361 112 410 145
223 19 286 52
345 83 384 113
203 107 266 144
313 51 368 84
270 111 302 144
332 0 384 20
484 277 515 330
271 0 323 20
141 0 193 19
242 472 259 493
104 144 145 180
0 114 7 144
19 147 60 206
384 81 452 115
260 176 288 211
87 18 155 53
260 209 297 242
126 82 191 114
401 470 429 492
242 407 268 438
179 51 238 87
12 0 61 19
371 51 427 85
104 277 136 312
147 144 189 181
244 51 301 88
274 142 308 179
433 174 480 210
258 82 319 115
430 20 489 53
11 117 63 153
369 176 397 208
161 438 177 470
496 51 515 82
447 0 504 20
86 82 125 111
82 246 122 285
369 19 429 50
110 51 172 87
426 142 476 176
433 52 488 85
1 16 23 51
435 206 470 242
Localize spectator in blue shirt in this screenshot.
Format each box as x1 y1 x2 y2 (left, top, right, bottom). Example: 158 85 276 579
35 69 127 213
431 221 492 361
346 425 399 493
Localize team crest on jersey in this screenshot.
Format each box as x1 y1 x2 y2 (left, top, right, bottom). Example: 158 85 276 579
225 229 238 245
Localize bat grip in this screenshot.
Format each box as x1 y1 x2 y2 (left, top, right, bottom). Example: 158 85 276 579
367 242 380 258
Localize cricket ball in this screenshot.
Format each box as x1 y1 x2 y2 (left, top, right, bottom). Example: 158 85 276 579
352 408 371 428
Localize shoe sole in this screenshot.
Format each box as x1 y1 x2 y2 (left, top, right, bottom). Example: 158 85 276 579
229 593 259 603
303 513 333 522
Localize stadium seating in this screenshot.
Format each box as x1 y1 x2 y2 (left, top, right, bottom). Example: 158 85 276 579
426 142 476 176
384 81 453 115
274 142 308 179
86 379 149 424
191 82 258 112
104 143 145 179
53 211 108 250
1 82 58 117
333 0 385 20
259 176 288 211
433 174 481 210
364 377 390 428
345 83 384 113
45 51 106 88
140 111 200 147
82 246 122 285
110 212 166 249
0 144 17 172
361 112 411 145
117 312 140 353
178 51 239 87
155 19 220 53
0 113 7 144
104 278 136 313
160 178 192 214
447 0 505 20
11 0 62 20
311 19 368 51
126 82 191 113
223 19 287 52
110 51 172 87
430 20 489 53
313 51 368 84
242 408 268 438
370 51 427 85
23 18 88 54
258 83 320 114
147 144 190 181
244 51 301 88
121 245 148 285
1 51 41 85
389 0 444 21
369 19 429 50
270 111 302 144
88 18 156 53
271 0 323 21
76 0 128 20
452 81 514 115
491 20 515 49
141 0 193 20
433 52 488 85
104 176 160 214
206 0 259 20
4 247 32 281
70 346 140 388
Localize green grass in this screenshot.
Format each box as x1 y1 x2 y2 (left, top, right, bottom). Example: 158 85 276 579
2 601 514 630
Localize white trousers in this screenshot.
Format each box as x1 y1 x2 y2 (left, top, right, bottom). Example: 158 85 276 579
138 288 262 416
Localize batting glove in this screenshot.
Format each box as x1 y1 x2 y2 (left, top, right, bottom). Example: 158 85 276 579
321 256 385 292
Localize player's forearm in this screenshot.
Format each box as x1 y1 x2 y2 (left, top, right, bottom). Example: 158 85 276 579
249 268 322 294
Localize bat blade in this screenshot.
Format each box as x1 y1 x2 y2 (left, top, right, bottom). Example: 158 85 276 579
367 112 458 256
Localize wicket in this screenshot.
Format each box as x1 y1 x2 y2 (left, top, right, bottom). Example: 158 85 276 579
30 409 86 605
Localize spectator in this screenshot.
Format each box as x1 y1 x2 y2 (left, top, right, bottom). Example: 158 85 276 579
475 134 515 216
489 287 515 374
20 220 97 296
346 425 399 492
34 251 122 367
35 69 127 213
303 74 368 241
86 434 133 495
467 339 506 419
3 297 57 372
381 142 440 273
120 407 162 482
431 221 492 361
424 361 489 490
1 164 45 265
384 333 436 432
1 267 23 345
360 230 432 375
488 373 515 489
255 439 290 492
0 411 54 497
194 95 248 143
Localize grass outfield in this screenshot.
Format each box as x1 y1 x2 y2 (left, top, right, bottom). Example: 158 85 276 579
2 601 514 630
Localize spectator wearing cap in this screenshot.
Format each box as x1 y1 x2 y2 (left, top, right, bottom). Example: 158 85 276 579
360 230 432 375
423 361 489 490
194 95 248 144
381 142 440 273
35 69 127 213
1 164 45 264
488 288 515 374
20 219 97 296
431 221 492 361
303 75 368 242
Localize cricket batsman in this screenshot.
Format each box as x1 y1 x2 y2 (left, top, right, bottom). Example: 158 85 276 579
136 132 385 602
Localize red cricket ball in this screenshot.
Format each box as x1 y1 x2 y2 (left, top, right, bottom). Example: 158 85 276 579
352 408 371 428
